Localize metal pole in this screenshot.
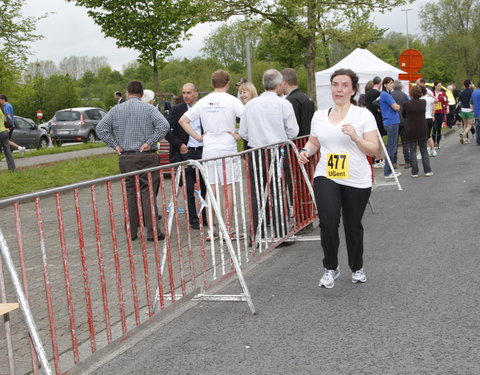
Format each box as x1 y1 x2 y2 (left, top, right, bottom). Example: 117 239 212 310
401 9 412 49
0 229 53 375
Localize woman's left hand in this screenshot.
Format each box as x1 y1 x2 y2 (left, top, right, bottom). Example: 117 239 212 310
342 123 360 142
228 131 242 141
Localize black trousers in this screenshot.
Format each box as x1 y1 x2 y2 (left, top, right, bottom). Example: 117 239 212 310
313 176 371 272
180 148 207 225
248 149 289 239
119 153 160 239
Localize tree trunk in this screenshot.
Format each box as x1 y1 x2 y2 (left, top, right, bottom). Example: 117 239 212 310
153 54 159 94
305 35 317 108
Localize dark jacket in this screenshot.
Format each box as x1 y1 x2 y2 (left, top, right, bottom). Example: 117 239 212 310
165 103 190 163
402 99 428 141
286 88 315 136
391 89 410 123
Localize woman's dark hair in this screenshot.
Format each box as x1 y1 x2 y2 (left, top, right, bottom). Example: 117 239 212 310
434 81 442 88
410 85 422 99
382 77 394 91
330 68 359 104
464 79 471 88
420 85 427 95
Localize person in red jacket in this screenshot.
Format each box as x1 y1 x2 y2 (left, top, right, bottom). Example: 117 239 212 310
432 82 449 149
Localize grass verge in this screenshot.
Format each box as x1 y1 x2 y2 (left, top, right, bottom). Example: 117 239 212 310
0 142 107 160
0 154 119 199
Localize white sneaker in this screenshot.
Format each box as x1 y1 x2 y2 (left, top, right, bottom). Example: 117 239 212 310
428 149 437 157
319 267 340 289
18 146 25 156
385 172 401 179
352 268 367 283
373 160 384 168
425 172 434 177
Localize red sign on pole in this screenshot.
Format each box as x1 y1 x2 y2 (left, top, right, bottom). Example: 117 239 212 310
398 49 424 82
37 110 43 119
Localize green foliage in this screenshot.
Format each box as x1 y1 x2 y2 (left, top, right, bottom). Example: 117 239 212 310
0 154 119 198
420 0 480 82
67 0 207 92
0 0 45 82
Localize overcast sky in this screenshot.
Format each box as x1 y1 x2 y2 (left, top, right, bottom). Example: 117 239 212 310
22 0 429 72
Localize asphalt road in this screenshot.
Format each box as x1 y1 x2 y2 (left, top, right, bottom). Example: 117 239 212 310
87 130 480 375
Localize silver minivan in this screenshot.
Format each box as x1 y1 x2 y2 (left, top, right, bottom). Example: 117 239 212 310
50 107 107 144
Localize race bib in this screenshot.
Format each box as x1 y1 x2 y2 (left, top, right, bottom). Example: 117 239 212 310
327 153 349 179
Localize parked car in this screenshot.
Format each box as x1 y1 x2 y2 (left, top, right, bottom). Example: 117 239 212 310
11 116 50 149
39 118 53 133
50 107 107 144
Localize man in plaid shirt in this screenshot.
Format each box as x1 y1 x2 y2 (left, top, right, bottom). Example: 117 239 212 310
97 80 170 241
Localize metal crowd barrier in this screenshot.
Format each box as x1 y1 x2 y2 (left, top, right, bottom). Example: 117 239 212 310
0 138 317 374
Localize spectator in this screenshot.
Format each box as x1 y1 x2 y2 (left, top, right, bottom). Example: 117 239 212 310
238 82 258 104
470 80 480 146
156 93 171 115
390 80 412 169
179 70 244 239
402 85 433 178
419 85 436 157
0 94 25 156
0 103 15 171
165 83 207 230
298 68 380 288
239 69 299 242
379 77 401 178
97 80 170 242
364 76 385 168
114 91 125 104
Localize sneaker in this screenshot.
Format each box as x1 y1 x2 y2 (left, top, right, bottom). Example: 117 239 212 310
373 160 384 168
464 138 471 144
385 172 401 179
352 268 367 283
460 134 464 144
18 146 25 156
205 225 219 241
319 267 340 289
428 149 437 157
411 174 419 178
425 172 434 177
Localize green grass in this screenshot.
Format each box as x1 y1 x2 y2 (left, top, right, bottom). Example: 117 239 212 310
1 142 107 160
0 154 119 198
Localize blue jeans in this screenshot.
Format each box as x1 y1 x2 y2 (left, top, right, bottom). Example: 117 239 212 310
384 123 399 176
476 117 480 145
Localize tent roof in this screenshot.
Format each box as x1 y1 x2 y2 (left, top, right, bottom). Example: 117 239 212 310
316 48 406 81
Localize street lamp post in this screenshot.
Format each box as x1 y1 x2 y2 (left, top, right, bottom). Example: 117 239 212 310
401 8 413 49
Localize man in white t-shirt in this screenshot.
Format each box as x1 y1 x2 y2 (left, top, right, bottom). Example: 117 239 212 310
239 69 299 242
179 70 244 238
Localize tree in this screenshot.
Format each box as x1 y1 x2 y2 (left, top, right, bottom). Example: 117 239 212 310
202 19 261 68
214 0 413 103
420 0 480 81
68 0 208 93
0 0 45 86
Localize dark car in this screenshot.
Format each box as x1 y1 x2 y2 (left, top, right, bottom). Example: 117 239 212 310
11 116 50 149
50 107 107 144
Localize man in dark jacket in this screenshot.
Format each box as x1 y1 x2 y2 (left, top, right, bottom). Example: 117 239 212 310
281 68 315 234
281 68 315 136
165 83 206 230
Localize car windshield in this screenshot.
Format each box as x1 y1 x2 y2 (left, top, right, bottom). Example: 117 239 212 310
55 111 80 121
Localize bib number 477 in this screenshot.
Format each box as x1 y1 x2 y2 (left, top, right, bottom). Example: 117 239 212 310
327 153 349 179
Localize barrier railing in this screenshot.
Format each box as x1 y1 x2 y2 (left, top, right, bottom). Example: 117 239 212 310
0 138 317 374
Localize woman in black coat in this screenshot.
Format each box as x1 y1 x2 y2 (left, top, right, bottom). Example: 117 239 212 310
402 85 433 177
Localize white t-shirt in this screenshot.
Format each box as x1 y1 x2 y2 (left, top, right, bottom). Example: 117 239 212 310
421 95 435 119
311 105 377 189
184 92 244 155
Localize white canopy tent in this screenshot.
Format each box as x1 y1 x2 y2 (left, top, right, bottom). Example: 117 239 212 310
315 48 407 109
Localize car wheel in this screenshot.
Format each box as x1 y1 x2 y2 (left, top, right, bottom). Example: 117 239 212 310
38 137 49 149
86 131 96 143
